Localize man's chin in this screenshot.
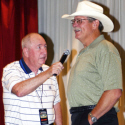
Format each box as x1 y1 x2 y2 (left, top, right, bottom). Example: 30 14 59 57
75 34 80 40
39 61 45 66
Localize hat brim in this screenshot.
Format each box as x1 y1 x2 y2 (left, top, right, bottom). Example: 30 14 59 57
62 11 114 32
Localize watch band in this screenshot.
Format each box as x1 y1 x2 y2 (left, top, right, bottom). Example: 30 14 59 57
89 112 97 123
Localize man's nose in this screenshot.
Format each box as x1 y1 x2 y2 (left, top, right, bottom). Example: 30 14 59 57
72 21 78 27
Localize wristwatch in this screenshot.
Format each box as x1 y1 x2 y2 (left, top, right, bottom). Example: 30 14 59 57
89 112 97 123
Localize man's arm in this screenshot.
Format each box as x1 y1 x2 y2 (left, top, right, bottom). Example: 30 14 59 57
12 62 63 97
88 89 122 125
54 102 63 125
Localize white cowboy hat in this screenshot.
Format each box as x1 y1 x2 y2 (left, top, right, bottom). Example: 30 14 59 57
62 1 114 32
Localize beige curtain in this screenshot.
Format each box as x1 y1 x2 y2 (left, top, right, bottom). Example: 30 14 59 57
38 0 125 125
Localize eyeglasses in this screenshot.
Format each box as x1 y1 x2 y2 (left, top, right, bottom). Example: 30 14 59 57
71 18 89 25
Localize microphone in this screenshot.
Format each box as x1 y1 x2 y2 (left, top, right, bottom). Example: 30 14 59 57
59 49 70 64
53 49 70 76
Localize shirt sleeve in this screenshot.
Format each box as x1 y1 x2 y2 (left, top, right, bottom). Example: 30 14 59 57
2 66 23 93
98 45 123 91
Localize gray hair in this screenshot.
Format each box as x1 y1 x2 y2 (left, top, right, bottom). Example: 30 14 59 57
21 34 31 49
87 17 104 33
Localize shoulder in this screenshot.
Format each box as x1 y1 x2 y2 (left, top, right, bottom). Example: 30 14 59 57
94 40 121 64
3 61 20 71
2 61 25 76
97 40 120 56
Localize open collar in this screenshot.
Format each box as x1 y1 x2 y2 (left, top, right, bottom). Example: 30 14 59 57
19 58 43 74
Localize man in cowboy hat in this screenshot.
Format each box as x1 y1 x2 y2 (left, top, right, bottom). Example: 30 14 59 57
62 1 122 125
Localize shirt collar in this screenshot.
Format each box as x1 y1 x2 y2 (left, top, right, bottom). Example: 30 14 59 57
19 58 43 74
79 35 105 54
88 34 105 49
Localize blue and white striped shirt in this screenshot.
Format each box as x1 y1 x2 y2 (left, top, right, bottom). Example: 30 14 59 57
2 58 60 125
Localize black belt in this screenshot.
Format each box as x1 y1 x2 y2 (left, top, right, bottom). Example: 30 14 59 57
70 105 96 114
50 124 53 125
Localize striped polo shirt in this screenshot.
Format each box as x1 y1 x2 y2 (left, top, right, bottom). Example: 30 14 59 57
2 58 60 125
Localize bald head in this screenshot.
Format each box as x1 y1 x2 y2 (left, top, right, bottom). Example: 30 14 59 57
21 33 45 49
21 33 47 71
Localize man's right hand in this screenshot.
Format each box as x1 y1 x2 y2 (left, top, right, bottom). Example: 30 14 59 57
47 62 64 76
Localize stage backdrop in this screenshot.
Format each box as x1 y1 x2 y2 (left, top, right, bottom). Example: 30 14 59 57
0 0 38 124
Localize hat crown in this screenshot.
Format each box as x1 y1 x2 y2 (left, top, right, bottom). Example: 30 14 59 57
62 1 114 32
76 1 103 14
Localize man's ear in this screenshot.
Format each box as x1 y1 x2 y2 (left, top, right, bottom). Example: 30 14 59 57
23 47 29 57
92 20 99 29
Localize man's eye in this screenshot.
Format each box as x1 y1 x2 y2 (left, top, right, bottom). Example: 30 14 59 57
37 46 41 49
77 19 81 23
